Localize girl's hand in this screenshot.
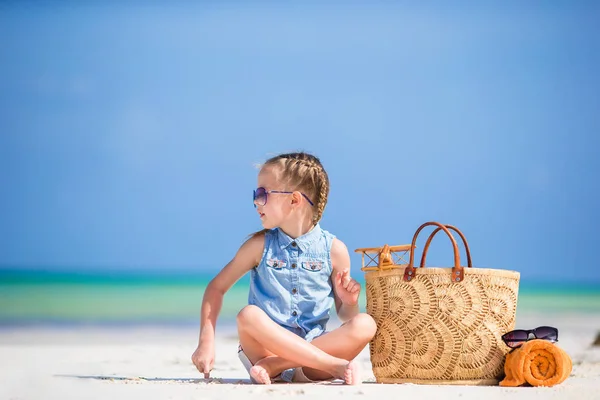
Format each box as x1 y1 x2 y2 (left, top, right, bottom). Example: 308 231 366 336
191 343 214 379
334 270 360 306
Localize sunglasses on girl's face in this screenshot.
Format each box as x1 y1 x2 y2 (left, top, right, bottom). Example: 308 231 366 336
253 187 314 208
501 326 558 348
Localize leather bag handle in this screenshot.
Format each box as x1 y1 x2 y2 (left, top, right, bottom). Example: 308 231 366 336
404 222 465 283
420 225 472 269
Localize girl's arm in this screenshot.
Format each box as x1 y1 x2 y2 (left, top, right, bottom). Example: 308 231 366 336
330 238 361 322
192 233 265 377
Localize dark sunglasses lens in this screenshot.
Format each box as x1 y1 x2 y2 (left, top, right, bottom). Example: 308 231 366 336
534 327 558 342
503 330 529 348
253 188 267 206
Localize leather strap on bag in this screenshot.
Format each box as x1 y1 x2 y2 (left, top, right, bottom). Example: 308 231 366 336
420 225 472 269
404 222 465 283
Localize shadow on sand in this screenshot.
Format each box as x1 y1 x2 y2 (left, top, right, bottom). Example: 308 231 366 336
54 374 251 385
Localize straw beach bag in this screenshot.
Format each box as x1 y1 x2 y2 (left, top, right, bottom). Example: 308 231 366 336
358 222 520 385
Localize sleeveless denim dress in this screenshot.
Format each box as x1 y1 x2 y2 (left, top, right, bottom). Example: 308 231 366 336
240 224 336 382
248 223 336 341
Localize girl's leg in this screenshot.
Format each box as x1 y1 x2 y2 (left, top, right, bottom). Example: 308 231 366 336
237 321 276 384
236 305 362 384
252 312 377 381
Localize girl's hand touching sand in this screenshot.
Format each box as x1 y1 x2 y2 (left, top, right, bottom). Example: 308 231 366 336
191 343 214 379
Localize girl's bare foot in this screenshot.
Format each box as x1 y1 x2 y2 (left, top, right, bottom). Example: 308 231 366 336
330 360 360 385
344 361 360 385
249 364 271 385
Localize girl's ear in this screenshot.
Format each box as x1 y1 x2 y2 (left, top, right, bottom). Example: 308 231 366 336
291 191 302 205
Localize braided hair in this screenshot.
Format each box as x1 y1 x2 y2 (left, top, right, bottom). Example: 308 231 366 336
262 152 330 225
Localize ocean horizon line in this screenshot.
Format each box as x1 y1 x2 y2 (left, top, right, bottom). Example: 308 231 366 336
2 266 599 328
1 266 599 291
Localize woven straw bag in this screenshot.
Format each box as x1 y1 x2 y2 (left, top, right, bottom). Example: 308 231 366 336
358 222 520 385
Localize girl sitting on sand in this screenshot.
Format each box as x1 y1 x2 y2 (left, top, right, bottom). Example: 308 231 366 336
191 152 376 385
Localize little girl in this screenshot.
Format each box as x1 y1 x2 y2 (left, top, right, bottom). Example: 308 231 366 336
191 152 376 385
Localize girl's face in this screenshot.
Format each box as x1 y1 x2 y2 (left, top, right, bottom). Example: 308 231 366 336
254 167 293 229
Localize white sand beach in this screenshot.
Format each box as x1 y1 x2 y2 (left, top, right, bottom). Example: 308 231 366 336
1 312 600 400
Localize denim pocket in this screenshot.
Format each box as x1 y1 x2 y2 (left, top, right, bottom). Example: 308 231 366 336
301 260 324 272
266 258 286 269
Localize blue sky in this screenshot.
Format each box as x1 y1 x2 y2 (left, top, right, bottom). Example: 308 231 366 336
1 2 599 281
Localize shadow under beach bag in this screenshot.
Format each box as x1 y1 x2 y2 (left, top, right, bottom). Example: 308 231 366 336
358 222 520 385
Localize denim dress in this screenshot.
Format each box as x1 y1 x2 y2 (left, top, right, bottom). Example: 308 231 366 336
248 224 336 342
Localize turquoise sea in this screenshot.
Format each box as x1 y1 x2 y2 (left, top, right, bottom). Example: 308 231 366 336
1 269 600 327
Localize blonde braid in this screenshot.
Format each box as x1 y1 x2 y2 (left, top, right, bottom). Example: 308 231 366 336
291 155 329 225
312 163 329 225
263 152 330 225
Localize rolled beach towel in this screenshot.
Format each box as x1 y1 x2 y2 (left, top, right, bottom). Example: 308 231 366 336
499 339 572 387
